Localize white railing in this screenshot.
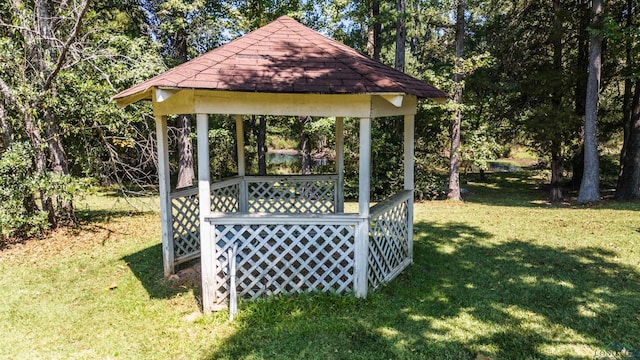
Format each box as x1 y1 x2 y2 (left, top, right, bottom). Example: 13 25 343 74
243 175 339 214
169 175 339 265
368 190 412 289
170 186 200 264
207 213 362 307
170 177 413 312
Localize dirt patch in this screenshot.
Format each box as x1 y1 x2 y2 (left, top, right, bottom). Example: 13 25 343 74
168 263 202 290
0 212 158 265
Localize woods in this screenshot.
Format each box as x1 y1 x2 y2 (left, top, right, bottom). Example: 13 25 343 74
1 0 639 239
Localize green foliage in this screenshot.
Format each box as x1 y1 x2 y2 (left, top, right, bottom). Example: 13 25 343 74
1 0 637 234
370 118 405 199
208 116 237 179
0 143 90 241
339 115 446 201
144 0 228 62
0 143 48 241
414 171 447 200
461 124 502 171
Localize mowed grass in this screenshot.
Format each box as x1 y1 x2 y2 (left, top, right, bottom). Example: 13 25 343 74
1 173 639 359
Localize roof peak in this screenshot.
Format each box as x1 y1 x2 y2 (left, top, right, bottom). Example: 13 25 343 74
113 16 447 102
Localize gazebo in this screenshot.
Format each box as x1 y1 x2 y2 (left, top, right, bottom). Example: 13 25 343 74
113 16 446 314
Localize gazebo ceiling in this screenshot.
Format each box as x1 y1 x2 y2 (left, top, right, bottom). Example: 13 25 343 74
112 15 447 114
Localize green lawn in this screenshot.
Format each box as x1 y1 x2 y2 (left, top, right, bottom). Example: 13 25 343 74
1 173 639 359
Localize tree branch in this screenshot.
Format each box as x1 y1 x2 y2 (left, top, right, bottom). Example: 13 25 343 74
43 0 91 92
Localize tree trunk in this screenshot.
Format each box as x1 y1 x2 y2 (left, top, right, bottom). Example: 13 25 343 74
549 0 564 203
24 106 57 225
174 24 195 189
550 140 564 202
616 85 640 200
44 102 75 223
367 0 382 60
448 0 465 201
299 116 312 175
395 0 406 72
619 70 632 179
571 0 590 188
617 0 634 189
252 115 267 175
572 146 584 190
175 114 195 188
575 0 590 119
4 0 89 228
577 0 603 204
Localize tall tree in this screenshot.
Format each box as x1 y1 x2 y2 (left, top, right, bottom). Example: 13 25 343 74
298 116 313 175
616 87 640 199
395 0 406 71
549 0 565 202
569 0 590 189
448 0 465 201
248 115 268 175
367 0 382 60
170 6 195 190
615 0 640 200
577 0 603 203
142 0 224 189
0 0 91 225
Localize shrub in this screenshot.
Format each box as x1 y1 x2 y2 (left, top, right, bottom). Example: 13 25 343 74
0 142 89 244
0 142 49 242
415 172 447 200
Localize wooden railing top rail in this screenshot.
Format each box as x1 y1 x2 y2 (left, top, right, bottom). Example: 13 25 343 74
170 174 339 199
243 174 339 182
206 212 363 225
370 190 412 218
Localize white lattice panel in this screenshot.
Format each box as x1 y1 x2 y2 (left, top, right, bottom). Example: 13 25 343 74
211 223 356 305
368 197 410 289
171 191 200 260
211 183 239 213
246 179 336 214
170 181 240 263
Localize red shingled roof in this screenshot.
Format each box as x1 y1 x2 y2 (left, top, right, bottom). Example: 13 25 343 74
113 16 447 101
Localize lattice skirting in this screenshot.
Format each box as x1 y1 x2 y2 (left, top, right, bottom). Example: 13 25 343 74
368 197 411 289
212 223 356 305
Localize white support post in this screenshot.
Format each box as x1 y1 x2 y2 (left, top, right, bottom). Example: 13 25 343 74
404 114 415 260
235 114 248 212
335 117 345 213
197 114 215 314
155 115 174 277
354 117 371 298
358 118 371 218
235 115 246 177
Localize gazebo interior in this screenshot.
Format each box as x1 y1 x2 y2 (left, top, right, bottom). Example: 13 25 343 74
113 16 446 314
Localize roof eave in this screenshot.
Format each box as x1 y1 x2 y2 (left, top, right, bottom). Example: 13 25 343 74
112 88 153 108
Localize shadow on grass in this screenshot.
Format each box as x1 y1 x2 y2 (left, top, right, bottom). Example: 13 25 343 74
0 208 156 251
122 243 192 299
460 171 547 207
205 221 640 359
462 172 640 212
76 208 153 223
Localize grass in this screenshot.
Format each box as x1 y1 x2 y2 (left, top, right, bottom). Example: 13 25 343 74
1 173 639 359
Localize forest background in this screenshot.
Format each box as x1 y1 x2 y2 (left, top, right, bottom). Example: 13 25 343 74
1 0 639 241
